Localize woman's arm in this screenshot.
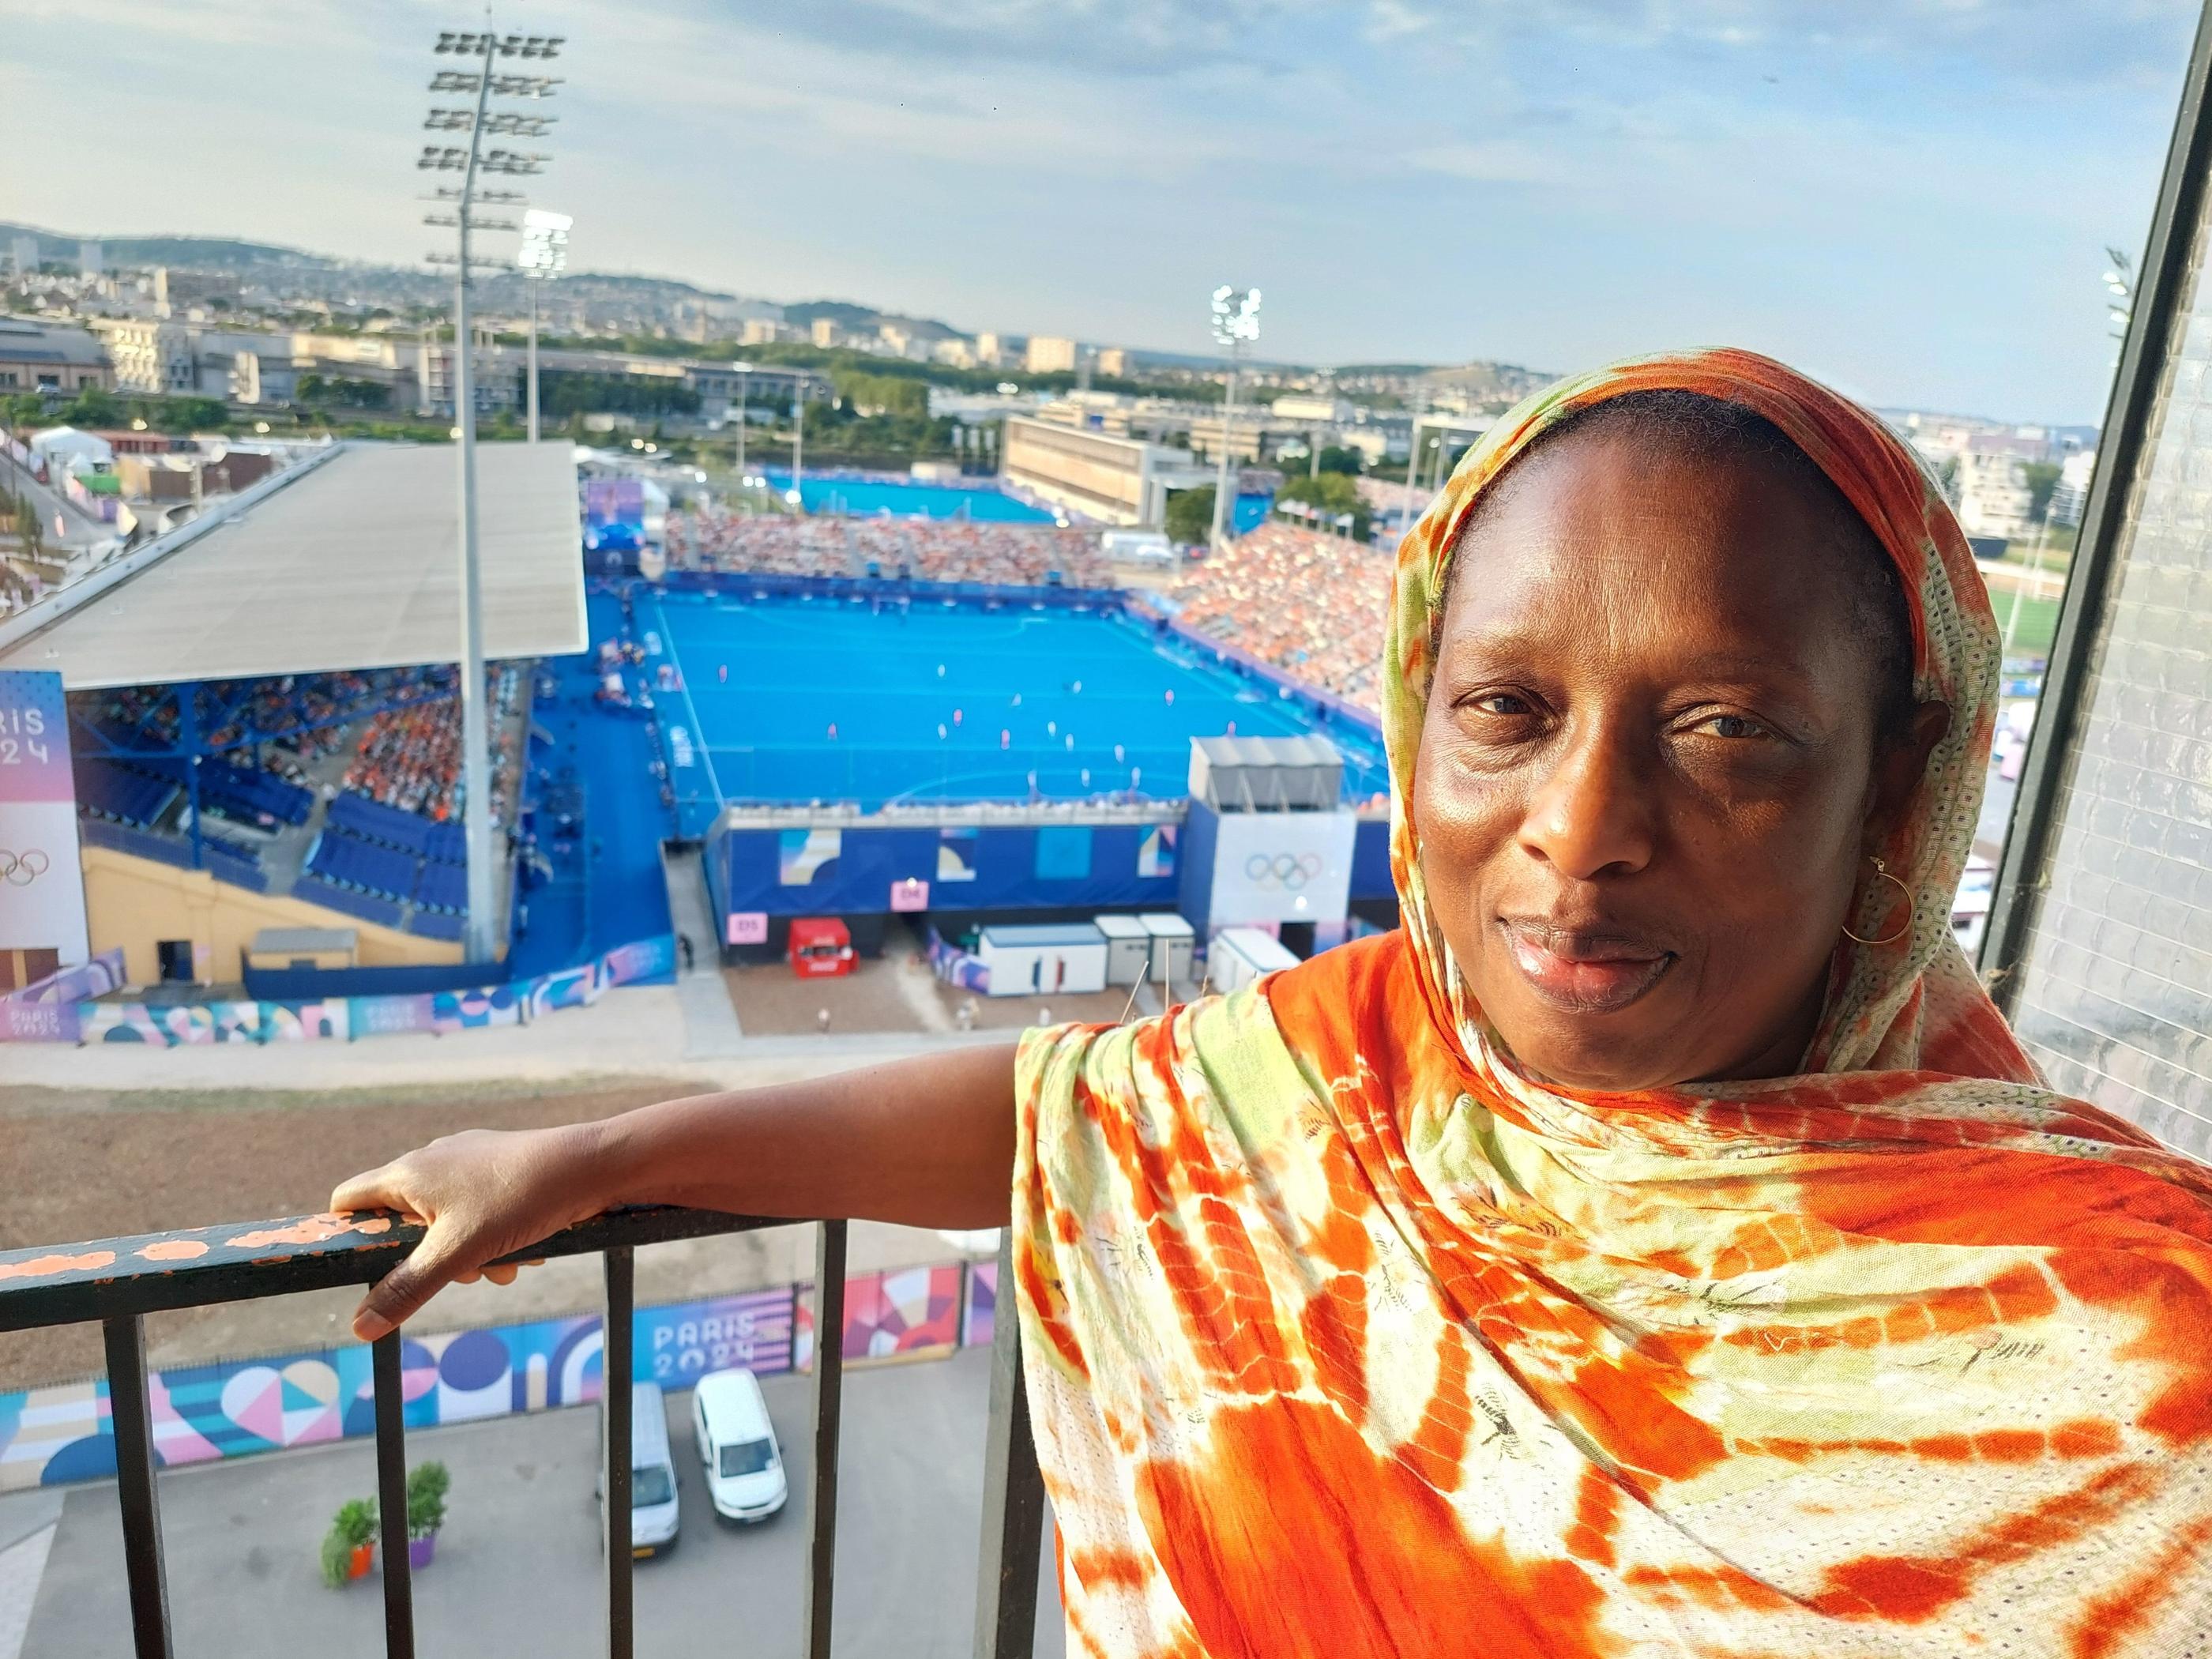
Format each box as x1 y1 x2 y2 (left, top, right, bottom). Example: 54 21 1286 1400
329 1041 1018 1341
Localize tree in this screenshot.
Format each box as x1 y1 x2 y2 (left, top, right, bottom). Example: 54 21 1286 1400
61 386 122 429
2022 461 2062 524
1316 446 1364 476
1277 470 1371 540
1165 485 1215 546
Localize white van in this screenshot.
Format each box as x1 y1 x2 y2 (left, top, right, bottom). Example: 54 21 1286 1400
600 1379 681 1556
692 1367 788 1522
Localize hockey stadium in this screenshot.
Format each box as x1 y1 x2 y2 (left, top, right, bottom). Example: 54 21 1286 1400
0 442 1398 1040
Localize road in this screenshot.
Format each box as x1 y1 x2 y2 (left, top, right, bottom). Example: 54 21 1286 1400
2 1348 1063 1659
0 445 104 555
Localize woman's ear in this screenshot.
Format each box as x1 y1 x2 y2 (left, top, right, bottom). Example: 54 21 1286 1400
1867 700 1952 845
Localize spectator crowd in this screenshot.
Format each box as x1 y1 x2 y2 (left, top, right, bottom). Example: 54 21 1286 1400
664 511 1112 589
1168 523 1393 713
339 667 524 822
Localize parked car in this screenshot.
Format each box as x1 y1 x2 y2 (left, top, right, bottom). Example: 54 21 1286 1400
599 1379 681 1557
692 1367 788 1522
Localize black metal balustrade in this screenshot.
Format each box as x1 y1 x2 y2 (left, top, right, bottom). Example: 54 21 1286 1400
0 1208 1045 1659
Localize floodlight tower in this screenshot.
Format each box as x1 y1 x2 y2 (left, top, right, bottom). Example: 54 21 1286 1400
1207 285 1262 551
419 25 562 961
517 208 572 442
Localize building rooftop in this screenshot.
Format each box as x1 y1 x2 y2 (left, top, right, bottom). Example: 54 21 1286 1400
0 318 106 365
0 440 585 689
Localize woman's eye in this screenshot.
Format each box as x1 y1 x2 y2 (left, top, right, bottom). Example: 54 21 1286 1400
1696 713 1770 740
1465 690 1537 717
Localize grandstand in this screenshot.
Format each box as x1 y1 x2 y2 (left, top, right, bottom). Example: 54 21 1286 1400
1164 523 1395 714
2 441 612 991
665 510 1111 589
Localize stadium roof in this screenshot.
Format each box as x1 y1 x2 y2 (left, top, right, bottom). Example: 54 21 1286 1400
0 441 585 690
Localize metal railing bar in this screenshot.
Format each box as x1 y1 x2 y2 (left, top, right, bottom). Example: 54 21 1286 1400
371 1333 416 1659
0 1206 772 1333
101 1314 175 1659
801 1219 848 1659
604 1247 635 1659
972 1233 1043 1659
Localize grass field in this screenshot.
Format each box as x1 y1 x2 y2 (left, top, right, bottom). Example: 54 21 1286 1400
1992 592 2060 660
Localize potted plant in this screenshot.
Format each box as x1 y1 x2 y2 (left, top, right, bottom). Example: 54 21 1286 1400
319 1497 378 1588
405 1460 450 1570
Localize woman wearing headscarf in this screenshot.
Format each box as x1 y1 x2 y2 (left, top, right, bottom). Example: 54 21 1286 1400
337 350 2212 1655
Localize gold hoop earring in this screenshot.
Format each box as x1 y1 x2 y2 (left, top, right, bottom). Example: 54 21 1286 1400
1841 856 1913 946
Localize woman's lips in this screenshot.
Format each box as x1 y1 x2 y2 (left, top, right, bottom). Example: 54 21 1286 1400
1498 920 1676 1014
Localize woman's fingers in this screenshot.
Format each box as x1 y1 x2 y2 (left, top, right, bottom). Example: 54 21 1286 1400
329 1161 413 1218
350 1221 482 1342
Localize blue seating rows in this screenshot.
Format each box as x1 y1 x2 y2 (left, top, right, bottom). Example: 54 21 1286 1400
306 830 422 905
325 792 461 862
78 816 266 890
408 910 465 942
75 761 179 830
414 860 469 914
201 762 313 826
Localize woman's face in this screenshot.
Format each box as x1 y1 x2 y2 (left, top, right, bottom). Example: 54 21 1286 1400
1413 427 1937 1093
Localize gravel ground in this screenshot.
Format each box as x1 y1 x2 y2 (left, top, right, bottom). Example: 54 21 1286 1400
1 1074 982 1391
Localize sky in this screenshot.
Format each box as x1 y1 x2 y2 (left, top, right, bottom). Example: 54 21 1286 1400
3 0 2200 423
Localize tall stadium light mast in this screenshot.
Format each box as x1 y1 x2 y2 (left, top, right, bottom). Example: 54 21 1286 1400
420 26 562 961
1208 285 1262 551
788 378 805 510
517 208 571 442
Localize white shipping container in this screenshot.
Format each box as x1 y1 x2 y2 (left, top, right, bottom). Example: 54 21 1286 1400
975 923 1109 999
1093 914 1153 986
1207 927 1300 996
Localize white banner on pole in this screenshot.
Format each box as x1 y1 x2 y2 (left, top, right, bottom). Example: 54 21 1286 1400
0 671 90 968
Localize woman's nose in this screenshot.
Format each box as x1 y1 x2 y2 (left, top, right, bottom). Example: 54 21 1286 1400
1515 720 1657 880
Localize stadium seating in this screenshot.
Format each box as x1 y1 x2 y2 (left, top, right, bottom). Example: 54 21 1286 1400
199 761 314 827
327 791 445 858
412 860 469 915
77 815 266 890
1169 524 1393 713
408 909 466 942
665 513 1112 589
74 759 180 829
305 829 422 905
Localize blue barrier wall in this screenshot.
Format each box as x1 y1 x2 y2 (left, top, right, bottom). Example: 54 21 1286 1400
713 819 1183 926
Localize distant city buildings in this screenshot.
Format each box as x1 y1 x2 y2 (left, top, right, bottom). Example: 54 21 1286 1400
1096 347 1130 378
0 320 112 394
1954 448 2036 541
2049 450 2097 528
1000 416 1210 526
1024 336 1078 374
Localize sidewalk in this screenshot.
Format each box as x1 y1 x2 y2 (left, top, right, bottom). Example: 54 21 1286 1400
0 983 1008 1098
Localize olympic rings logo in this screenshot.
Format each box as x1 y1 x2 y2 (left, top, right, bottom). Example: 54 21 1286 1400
1243 852 1324 891
0 849 50 886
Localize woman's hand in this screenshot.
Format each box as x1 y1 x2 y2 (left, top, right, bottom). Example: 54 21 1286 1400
328 1046 1019 1345
331 1123 608 1342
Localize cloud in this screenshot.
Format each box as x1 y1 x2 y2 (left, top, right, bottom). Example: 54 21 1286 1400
1365 1 1436 41
1407 140 1579 187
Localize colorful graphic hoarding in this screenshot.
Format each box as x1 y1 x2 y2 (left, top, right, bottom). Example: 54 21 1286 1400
0 1261 992 1492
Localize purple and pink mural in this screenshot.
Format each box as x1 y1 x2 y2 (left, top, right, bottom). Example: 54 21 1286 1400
11 935 679 1048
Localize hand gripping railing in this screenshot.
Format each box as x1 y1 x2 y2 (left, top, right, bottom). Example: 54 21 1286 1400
0 1208 1046 1659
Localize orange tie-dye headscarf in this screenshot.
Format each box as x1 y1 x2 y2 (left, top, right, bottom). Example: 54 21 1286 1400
1013 350 2212 1657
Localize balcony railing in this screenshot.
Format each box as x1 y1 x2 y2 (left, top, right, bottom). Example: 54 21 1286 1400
0 1207 1046 1659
